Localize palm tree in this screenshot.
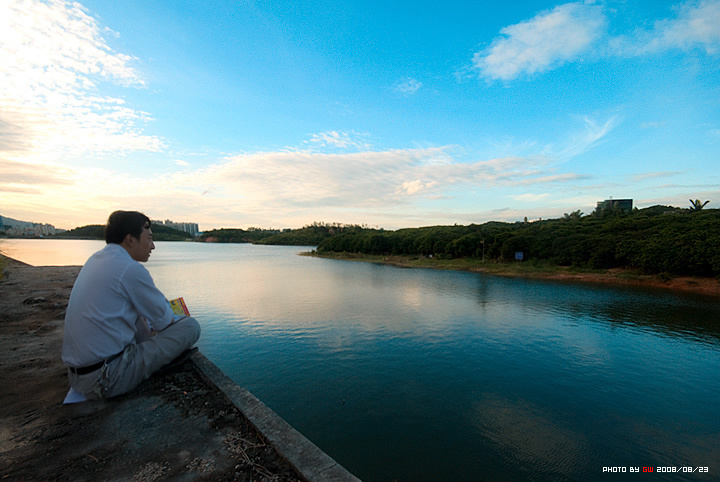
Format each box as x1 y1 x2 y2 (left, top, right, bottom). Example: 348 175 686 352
689 199 710 211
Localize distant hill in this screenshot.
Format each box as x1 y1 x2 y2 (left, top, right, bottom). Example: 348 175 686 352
199 227 280 244
199 222 365 246
55 224 104 239
0 215 35 230
56 224 193 241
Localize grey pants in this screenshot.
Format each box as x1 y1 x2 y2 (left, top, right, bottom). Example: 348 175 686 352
68 316 201 399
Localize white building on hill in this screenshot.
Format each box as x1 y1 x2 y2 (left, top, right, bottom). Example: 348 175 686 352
153 219 200 236
0 215 59 236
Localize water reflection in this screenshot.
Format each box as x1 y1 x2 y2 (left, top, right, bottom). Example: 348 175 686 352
473 394 590 478
2 238 103 266
475 274 720 346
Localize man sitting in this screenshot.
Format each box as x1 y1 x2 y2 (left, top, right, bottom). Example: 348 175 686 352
62 210 201 400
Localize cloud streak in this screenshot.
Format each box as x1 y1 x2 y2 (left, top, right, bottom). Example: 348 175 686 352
553 114 621 158
0 0 161 163
170 148 588 214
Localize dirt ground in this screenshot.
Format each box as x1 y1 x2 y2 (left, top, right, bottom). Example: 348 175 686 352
0 257 302 481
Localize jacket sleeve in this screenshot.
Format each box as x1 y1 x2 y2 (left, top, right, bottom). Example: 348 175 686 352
121 262 174 331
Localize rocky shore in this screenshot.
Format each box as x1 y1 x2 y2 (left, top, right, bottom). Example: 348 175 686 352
0 256 310 481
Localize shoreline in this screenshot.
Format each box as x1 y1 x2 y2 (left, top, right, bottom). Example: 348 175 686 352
303 251 720 298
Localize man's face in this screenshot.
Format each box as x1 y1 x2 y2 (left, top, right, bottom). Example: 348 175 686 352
124 226 155 262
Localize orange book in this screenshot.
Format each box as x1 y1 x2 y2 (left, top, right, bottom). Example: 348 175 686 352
169 297 190 317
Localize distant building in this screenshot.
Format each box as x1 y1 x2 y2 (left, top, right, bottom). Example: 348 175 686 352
153 219 200 236
596 198 633 214
32 223 57 236
0 215 58 236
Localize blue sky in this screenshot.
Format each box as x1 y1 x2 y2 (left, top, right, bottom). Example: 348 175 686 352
1 0 719 230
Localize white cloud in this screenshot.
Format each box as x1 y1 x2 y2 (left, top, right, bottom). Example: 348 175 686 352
0 0 144 87
394 77 423 95
611 0 720 56
0 158 74 189
473 0 720 82
305 131 372 150
511 193 550 202
0 0 161 164
630 171 683 182
398 179 437 195
185 148 448 209
517 173 587 185
154 149 589 228
172 149 588 215
473 2 607 80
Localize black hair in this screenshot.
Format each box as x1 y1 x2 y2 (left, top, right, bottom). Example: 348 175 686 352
104 211 151 244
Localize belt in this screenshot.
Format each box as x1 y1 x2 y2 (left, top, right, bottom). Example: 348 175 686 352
68 350 124 375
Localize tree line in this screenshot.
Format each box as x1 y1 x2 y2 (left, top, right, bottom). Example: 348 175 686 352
51 205 720 278
314 206 720 277
200 222 366 246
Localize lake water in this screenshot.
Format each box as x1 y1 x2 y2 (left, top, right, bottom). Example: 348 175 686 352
4 239 720 480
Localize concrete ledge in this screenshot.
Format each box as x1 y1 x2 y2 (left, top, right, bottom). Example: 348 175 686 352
190 352 360 482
